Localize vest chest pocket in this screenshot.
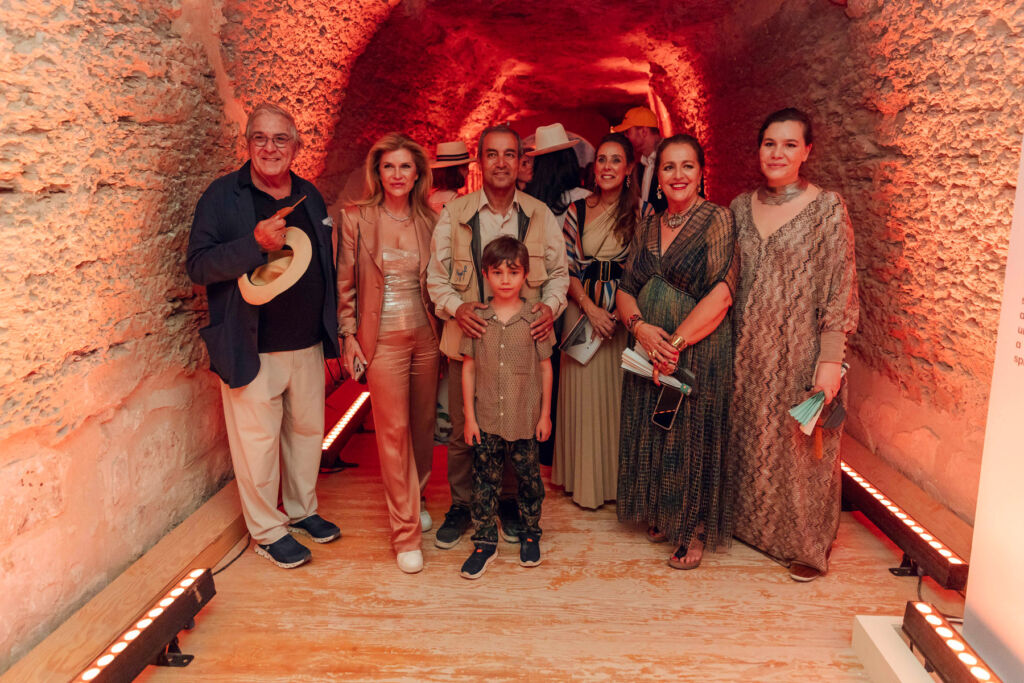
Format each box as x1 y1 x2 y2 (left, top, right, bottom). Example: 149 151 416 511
526 252 548 288
450 257 474 291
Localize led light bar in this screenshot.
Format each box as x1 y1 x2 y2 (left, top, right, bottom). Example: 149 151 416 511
76 568 215 681
840 461 968 590
903 602 1002 682
322 390 370 451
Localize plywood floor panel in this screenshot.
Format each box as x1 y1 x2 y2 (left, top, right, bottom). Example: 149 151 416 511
138 432 962 682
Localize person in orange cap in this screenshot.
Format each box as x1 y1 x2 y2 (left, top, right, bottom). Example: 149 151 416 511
612 106 666 215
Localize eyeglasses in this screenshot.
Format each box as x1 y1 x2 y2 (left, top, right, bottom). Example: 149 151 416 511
249 133 294 149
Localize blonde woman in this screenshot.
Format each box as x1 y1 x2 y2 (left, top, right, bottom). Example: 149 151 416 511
337 133 440 573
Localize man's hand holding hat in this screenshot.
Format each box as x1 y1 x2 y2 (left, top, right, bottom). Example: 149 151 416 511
254 195 306 252
254 215 287 251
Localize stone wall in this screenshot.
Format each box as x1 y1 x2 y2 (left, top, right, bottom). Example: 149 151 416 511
695 0 1024 523
3 0 1021 671
0 0 417 669
0 0 240 670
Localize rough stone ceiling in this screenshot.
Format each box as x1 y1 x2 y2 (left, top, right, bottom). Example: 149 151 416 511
395 0 734 115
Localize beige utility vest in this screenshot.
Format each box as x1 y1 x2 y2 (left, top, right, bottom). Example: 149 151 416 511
440 191 550 359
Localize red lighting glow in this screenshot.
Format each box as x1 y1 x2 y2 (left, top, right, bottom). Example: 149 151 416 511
840 462 965 566
76 568 211 682
322 390 370 451
904 602 1001 683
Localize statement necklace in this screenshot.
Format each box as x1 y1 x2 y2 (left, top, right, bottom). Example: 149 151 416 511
757 178 808 205
382 205 411 222
664 198 700 229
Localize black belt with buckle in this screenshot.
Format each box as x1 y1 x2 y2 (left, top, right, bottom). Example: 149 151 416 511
582 260 622 282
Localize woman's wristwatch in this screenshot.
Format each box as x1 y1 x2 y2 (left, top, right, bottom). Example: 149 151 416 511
670 334 688 351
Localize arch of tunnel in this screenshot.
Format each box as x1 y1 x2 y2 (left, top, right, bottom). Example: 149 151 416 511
1 0 1022 669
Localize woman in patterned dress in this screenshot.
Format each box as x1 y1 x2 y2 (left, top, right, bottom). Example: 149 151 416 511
552 133 638 509
616 134 738 570
730 108 859 582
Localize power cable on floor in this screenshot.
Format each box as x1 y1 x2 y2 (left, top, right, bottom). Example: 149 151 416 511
213 534 251 576
916 569 964 623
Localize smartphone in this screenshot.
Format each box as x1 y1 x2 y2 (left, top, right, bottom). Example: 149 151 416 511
351 357 366 383
651 385 684 431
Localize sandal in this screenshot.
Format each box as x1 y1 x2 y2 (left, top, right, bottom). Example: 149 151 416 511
646 526 668 543
668 532 705 570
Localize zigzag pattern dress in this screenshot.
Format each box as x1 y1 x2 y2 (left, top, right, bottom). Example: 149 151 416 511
617 200 738 551
729 190 859 573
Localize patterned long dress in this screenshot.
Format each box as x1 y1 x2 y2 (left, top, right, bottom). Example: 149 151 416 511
617 200 738 551
553 201 630 509
730 190 859 573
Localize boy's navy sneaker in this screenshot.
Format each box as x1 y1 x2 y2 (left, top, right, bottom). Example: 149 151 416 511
434 505 471 549
519 534 541 567
498 498 522 543
460 543 498 579
288 514 341 543
255 534 311 569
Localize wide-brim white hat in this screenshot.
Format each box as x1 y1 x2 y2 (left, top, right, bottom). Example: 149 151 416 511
527 123 579 156
237 227 312 305
430 140 475 168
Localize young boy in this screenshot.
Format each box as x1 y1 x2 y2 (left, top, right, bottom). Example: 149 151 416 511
459 235 553 579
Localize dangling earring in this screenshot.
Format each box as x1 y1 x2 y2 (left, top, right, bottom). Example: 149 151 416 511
656 186 662 200
626 175 631 188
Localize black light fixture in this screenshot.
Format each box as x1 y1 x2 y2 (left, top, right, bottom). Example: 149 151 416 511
902 602 1001 682
840 461 968 590
75 568 215 681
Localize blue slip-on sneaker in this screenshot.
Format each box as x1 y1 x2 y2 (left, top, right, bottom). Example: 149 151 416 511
255 534 312 569
288 514 341 543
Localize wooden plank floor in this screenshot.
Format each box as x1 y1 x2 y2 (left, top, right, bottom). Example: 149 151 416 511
138 432 963 682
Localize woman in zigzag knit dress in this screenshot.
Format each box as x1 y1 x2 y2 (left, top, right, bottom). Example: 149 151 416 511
730 108 859 582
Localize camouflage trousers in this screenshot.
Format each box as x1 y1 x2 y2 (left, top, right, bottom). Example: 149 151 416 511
471 432 545 546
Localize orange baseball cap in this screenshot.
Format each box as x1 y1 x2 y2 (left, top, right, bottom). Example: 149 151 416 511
611 106 659 132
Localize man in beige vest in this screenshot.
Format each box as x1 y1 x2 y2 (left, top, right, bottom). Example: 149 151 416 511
427 124 569 549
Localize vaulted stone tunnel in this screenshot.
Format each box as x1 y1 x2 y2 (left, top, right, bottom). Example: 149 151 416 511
2 0 1022 669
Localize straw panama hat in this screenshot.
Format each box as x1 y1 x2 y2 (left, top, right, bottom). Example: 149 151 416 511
237 227 312 305
430 140 475 168
611 106 659 132
527 123 579 156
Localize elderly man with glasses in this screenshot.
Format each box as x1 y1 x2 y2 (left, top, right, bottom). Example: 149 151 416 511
187 102 341 569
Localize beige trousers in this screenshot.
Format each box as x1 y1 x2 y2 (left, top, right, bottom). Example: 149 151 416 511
365 325 439 553
220 344 325 545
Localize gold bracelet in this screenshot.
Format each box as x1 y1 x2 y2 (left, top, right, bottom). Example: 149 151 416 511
670 335 687 350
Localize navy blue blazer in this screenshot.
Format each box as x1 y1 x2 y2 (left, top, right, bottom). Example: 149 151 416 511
186 162 340 388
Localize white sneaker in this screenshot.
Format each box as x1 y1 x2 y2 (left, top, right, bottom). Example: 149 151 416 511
420 508 433 533
397 549 424 574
